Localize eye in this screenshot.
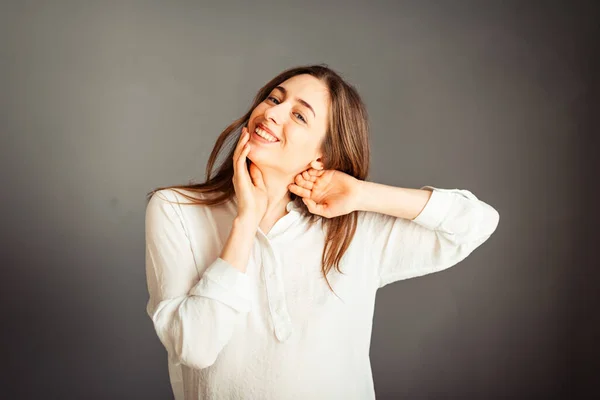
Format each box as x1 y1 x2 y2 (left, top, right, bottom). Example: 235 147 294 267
267 96 280 104
294 112 307 123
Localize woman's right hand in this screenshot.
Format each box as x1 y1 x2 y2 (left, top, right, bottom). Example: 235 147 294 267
232 126 268 227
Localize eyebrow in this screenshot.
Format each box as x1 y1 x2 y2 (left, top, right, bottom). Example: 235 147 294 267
273 86 316 118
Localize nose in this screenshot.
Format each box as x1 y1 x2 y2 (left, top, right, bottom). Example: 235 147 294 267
264 102 287 125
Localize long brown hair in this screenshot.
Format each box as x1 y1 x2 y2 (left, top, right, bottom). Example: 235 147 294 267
148 64 370 293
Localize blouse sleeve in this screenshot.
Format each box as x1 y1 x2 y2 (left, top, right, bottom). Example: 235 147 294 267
144 189 252 370
359 186 500 289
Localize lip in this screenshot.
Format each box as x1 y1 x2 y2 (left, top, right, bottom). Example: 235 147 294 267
256 123 280 141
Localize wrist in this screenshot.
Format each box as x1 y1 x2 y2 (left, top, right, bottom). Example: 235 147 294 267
233 216 259 234
353 179 371 212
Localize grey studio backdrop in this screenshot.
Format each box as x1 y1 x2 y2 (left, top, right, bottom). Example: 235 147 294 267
1 1 597 399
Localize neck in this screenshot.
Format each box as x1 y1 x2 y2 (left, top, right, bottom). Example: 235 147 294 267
261 171 294 217
250 169 295 235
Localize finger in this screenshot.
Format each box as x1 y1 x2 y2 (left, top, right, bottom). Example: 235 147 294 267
307 168 325 177
302 170 311 181
288 183 311 198
295 174 314 190
302 198 329 217
234 128 251 169
235 142 251 181
240 143 251 166
233 127 250 163
310 160 325 170
234 127 247 156
249 162 266 189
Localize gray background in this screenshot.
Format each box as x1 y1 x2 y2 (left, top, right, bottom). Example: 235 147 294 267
1 0 597 399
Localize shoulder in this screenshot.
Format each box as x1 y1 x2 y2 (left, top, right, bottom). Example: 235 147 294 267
150 188 204 203
147 188 236 224
148 188 223 214
146 188 205 223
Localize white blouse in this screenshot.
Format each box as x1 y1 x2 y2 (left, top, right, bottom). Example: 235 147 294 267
144 185 499 399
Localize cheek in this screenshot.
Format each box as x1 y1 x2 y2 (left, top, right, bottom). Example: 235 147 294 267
248 103 267 127
284 136 320 162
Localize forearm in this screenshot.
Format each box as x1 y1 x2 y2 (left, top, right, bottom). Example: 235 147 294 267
219 217 257 273
355 181 433 220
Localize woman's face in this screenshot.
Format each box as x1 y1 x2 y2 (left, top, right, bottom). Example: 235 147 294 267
247 74 330 177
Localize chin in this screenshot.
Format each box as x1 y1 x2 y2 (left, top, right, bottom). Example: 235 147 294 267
246 152 264 168
247 148 268 164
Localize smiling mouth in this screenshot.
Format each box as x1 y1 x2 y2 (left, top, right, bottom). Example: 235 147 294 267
253 126 279 142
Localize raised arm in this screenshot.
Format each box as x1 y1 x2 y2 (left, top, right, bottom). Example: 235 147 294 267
286 168 499 288
356 184 500 288
145 189 254 369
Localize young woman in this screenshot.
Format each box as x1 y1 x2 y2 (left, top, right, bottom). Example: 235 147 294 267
144 65 499 400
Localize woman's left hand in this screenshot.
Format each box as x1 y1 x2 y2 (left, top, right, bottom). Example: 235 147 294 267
288 164 363 219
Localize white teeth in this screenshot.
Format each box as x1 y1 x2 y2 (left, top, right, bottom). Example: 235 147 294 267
255 127 278 142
